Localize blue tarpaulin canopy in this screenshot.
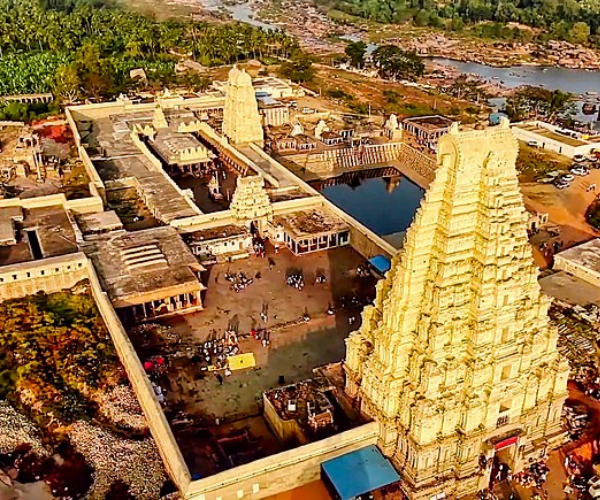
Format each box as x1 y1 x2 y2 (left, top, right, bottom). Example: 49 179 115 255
368 255 391 274
321 445 400 500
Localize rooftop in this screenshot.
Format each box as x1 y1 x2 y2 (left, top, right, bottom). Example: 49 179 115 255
150 129 212 166
403 114 455 130
273 209 349 238
77 115 199 222
84 226 205 307
77 210 123 235
321 445 400 500
184 224 249 242
0 203 78 266
555 238 600 272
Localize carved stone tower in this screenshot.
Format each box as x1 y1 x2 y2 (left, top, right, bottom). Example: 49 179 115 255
230 175 272 232
222 66 264 146
344 120 569 499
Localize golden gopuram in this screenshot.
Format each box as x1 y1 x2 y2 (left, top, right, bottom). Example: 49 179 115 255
344 119 570 499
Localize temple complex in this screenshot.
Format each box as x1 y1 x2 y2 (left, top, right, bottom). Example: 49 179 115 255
222 66 264 146
344 119 570 499
0 65 580 500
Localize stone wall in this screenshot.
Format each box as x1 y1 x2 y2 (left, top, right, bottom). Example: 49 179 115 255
262 394 307 446
285 142 403 175
554 256 600 288
185 422 378 500
397 144 436 181
0 192 102 217
84 259 192 492
0 253 89 301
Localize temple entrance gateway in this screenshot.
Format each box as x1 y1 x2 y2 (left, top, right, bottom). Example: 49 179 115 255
344 120 569 500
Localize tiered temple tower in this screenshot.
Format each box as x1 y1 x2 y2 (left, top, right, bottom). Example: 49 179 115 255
222 66 264 146
230 175 273 232
344 120 569 499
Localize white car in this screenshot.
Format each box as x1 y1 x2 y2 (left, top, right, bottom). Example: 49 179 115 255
570 166 589 176
574 154 586 162
561 173 575 182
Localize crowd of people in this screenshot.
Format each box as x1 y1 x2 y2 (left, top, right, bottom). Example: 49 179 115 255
514 458 549 490
286 271 305 290
225 271 254 292
253 235 266 258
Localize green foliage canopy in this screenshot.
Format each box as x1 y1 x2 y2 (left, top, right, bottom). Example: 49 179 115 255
0 289 122 428
0 0 298 98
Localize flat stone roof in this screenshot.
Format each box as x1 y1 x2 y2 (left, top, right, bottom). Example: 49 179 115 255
95 157 199 222
25 206 79 258
539 270 600 307
185 224 249 242
151 129 212 166
78 114 200 222
0 206 23 245
555 238 600 272
0 203 79 266
273 208 349 239
84 226 206 307
403 115 454 131
77 210 123 235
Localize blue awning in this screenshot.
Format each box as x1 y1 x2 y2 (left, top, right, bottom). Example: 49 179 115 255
321 445 400 500
368 255 391 274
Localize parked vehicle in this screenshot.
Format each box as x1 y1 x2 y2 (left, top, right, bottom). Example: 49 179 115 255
561 173 575 182
570 166 590 176
574 154 586 162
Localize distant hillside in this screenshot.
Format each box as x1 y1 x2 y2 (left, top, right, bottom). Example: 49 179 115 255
325 0 600 46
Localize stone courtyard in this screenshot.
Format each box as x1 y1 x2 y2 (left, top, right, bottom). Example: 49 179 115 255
126 244 376 477
156 244 375 419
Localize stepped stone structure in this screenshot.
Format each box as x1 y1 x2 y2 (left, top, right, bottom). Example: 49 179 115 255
344 120 569 499
222 66 264 146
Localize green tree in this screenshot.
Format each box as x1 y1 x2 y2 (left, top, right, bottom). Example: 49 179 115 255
571 21 591 44
372 45 424 81
53 64 80 103
414 9 430 27
344 41 367 68
279 52 314 83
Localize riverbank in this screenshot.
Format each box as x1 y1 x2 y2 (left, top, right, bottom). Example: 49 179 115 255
375 30 600 70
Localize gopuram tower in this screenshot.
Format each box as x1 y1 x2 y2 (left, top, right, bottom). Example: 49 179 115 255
222 66 264 146
344 119 569 499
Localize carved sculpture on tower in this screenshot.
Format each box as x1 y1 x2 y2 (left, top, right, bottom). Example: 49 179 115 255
222 66 264 146
344 119 569 499
152 105 168 130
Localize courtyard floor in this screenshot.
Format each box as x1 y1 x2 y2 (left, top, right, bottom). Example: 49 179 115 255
160 244 375 420
127 244 376 476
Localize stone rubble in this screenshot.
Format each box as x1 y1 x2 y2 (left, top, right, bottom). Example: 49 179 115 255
0 401 47 457
96 385 148 432
68 421 166 500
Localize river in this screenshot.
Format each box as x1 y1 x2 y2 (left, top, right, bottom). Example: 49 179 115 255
432 58 600 96
223 2 600 106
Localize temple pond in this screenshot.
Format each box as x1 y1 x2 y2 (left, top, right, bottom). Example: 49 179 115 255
310 168 425 237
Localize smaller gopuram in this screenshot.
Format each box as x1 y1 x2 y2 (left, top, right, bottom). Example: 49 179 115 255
222 66 264 146
229 175 272 232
